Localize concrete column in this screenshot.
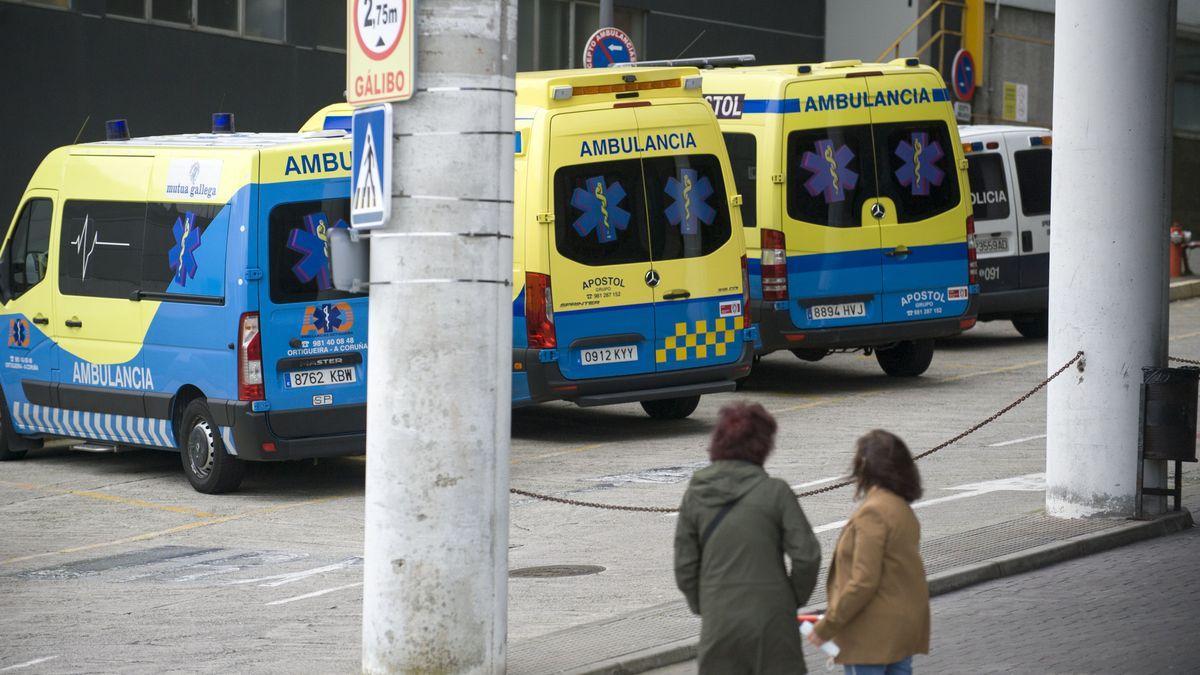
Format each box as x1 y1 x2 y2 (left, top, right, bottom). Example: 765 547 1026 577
361 1 516 673
1046 0 1175 518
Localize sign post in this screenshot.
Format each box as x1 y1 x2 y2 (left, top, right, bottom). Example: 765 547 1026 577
351 104 392 230
582 27 637 68
347 0 415 105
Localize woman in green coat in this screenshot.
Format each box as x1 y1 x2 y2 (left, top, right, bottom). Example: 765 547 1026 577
674 402 822 674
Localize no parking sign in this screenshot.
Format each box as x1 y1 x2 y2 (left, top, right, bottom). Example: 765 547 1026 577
951 49 977 102
583 27 638 68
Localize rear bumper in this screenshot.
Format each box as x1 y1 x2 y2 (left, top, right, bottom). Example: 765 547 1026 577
978 286 1048 321
515 340 755 408
213 400 365 462
753 295 980 353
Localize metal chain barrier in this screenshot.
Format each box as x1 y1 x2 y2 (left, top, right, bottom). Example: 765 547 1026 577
509 350 1085 513
1169 355 1200 366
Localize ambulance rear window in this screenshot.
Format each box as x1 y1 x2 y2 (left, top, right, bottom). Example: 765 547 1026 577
786 125 875 228
1014 148 1052 216
642 154 733 260
874 121 962 223
553 159 652 266
965 153 1010 221
722 133 757 228
268 198 365 304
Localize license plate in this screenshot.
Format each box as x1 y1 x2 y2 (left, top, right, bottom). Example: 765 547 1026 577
580 345 638 366
976 236 1009 254
808 302 867 321
285 366 357 388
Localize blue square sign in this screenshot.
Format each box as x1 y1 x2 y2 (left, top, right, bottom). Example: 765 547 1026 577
351 103 392 229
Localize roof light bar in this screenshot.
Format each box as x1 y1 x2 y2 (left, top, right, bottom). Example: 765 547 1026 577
683 75 702 90
571 78 680 96
1030 135 1053 146
212 112 235 134
105 119 130 141
551 85 573 100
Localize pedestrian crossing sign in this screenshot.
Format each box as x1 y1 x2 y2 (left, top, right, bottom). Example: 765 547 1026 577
351 103 392 229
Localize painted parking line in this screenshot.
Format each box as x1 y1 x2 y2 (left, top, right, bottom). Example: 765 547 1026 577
266 581 363 606
789 474 846 490
0 479 219 519
512 443 606 466
229 557 363 587
0 496 340 566
0 656 60 672
987 434 1047 447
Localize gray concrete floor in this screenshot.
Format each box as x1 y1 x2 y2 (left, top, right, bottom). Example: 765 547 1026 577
2 299 1199 672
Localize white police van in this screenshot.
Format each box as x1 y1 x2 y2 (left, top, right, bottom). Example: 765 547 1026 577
960 125 1051 338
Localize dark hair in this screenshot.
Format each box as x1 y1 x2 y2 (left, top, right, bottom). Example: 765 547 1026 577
709 402 777 465
851 430 923 503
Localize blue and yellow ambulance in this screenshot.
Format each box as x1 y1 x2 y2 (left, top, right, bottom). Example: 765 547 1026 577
305 66 756 420
0 119 365 493
702 59 980 376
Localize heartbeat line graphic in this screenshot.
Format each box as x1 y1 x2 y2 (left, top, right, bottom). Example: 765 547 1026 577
70 214 131 280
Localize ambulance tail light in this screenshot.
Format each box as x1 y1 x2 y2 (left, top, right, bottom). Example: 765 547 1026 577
761 229 789 302
740 254 751 329
525 272 556 349
238 312 264 401
966 216 979 285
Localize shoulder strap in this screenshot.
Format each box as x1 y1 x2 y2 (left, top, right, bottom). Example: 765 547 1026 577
700 498 740 549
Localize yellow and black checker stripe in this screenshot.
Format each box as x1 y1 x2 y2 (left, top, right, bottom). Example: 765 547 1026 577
655 318 738 363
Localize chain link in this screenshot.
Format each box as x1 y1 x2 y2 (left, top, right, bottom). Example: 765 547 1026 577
1169 355 1200 366
511 350 1085 513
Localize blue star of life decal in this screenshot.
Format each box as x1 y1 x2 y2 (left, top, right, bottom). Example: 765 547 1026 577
287 212 349 290
167 211 202 287
313 303 344 334
663 169 716 235
801 139 859 204
894 131 945 196
571 176 631 244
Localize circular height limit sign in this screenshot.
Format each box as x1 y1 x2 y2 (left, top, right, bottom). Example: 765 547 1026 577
347 0 414 104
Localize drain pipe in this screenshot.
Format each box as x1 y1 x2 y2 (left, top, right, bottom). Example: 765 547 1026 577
1045 0 1175 518
361 1 516 672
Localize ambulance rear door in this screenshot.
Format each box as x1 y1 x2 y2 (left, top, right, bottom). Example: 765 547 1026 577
547 108 658 381
862 70 971 323
1006 132 1052 290
963 132 1019 294
781 75 884 330
633 102 745 372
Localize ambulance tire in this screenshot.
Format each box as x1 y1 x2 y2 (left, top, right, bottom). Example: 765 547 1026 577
640 396 701 420
179 400 245 494
1012 313 1048 339
875 339 935 377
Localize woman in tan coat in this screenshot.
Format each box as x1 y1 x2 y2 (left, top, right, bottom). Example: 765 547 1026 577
808 430 930 674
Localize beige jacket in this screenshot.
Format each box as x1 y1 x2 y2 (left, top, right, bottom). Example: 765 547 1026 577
814 487 930 664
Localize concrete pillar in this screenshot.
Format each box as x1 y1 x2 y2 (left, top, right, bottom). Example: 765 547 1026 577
361 1 516 672
1046 0 1175 518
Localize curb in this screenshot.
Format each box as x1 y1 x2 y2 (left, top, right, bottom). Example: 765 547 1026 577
582 509 1194 675
1170 278 1200 302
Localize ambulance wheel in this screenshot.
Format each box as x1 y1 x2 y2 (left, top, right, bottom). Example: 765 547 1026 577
1012 313 1048 339
179 400 244 494
641 396 701 420
0 407 26 461
875 339 935 377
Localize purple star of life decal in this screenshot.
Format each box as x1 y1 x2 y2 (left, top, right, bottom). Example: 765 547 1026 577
287 212 349 290
571 176 631 244
167 211 202 287
9 319 27 348
313 303 344 334
664 169 716 235
894 131 945 196
801 139 859 204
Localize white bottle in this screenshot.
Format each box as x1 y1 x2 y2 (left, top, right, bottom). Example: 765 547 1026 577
799 621 840 658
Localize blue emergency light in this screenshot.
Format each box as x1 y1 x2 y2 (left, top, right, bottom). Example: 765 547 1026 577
212 112 235 133
105 119 130 141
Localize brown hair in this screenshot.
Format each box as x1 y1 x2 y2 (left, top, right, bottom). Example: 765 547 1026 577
708 402 777 465
851 430 923 502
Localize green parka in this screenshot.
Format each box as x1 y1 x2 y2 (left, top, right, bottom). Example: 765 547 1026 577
674 461 822 674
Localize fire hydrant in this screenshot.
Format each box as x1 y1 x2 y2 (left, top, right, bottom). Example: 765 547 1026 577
1170 223 1193 277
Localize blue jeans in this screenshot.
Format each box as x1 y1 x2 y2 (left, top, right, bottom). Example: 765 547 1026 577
843 656 913 675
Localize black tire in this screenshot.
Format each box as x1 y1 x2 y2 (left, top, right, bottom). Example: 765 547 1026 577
875 339 935 377
0 404 27 461
179 400 244 494
640 395 701 420
790 348 828 362
1012 313 1048 339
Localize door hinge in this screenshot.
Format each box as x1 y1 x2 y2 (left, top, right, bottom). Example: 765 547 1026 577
244 268 263 281
535 212 554 224
770 174 785 185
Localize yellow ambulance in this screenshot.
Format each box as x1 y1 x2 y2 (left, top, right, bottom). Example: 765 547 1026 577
305 66 756 418
702 58 979 376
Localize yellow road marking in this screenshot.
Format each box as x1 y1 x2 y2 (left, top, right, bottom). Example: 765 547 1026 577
0 480 218 519
512 443 605 466
0 496 339 566
1170 330 1200 341
939 358 1045 383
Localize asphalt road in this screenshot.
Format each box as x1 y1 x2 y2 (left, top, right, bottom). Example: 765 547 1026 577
2 300 1199 672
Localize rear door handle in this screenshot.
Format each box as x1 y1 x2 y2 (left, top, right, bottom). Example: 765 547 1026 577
662 290 691 300
65 317 83 328
885 245 910 258
31 314 49 325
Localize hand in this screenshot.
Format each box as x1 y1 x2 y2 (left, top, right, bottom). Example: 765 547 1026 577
806 631 826 647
